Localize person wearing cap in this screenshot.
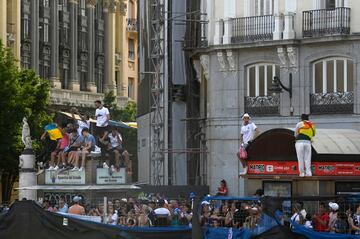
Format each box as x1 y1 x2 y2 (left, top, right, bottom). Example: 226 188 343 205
295 113 316 177
238 113 260 175
329 202 339 232
68 196 85 215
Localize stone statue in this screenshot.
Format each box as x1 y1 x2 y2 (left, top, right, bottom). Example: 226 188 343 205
22 117 32 149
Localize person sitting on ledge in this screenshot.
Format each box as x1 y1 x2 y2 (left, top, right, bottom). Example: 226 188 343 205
72 128 96 172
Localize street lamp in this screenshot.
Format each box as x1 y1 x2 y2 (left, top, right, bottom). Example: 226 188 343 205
268 73 293 100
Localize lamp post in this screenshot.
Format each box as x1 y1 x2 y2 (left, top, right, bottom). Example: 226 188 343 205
268 73 293 100
268 72 293 115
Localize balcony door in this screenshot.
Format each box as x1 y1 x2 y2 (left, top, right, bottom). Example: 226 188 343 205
255 0 274 16
311 57 354 114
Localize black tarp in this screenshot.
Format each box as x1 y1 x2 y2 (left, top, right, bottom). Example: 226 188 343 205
0 201 192 239
252 225 308 239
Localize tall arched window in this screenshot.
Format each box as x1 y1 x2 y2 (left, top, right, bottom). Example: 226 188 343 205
246 63 280 97
312 57 354 94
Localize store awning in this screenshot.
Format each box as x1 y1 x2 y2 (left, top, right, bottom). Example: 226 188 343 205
16 184 141 190
312 129 360 155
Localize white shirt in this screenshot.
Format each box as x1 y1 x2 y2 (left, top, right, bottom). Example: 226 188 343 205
154 207 171 216
77 120 90 136
108 133 123 148
95 107 110 127
291 209 307 223
241 122 257 144
110 212 118 225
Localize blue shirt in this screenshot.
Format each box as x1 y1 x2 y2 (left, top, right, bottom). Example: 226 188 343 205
58 204 68 213
83 134 96 151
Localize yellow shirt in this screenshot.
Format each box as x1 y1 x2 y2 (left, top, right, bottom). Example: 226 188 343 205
295 121 316 141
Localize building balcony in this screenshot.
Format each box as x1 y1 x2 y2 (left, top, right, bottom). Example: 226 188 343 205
231 15 275 43
303 7 350 38
213 13 294 45
50 88 128 108
126 18 137 32
310 92 354 114
245 95 280 116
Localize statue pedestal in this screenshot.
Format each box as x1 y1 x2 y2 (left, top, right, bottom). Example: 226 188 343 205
19 149 37 201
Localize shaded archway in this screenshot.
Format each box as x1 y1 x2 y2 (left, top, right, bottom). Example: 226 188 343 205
247 128 297 161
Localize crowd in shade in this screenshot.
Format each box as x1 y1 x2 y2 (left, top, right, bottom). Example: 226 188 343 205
29 180 360 234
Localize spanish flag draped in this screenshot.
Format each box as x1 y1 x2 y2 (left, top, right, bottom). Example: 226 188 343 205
44 123 63 140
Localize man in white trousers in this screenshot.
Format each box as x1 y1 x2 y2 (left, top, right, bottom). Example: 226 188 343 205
294 114 316 177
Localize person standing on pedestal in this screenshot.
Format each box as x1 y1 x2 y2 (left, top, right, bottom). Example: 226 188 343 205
94 100 110 139
238 113 260 175
294 114 316 177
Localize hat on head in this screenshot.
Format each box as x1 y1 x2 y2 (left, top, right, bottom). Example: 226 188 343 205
329 202 339 211
72 196 81 203
201 201 210 205
242 113 251 119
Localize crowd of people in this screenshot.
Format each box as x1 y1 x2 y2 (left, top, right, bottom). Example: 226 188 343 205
33 183 360 235
36 100 131 174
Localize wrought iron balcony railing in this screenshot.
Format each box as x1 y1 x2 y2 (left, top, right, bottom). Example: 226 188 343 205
245 95 280 116
310 92 354 114
231 15 274 43
127 18 137 32
303 7 350 38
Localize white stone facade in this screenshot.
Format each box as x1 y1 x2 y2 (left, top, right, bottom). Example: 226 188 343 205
194 0 360 196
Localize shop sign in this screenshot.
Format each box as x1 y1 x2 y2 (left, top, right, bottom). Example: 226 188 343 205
96 168 126 184
248 161 360 176
45 170 86 184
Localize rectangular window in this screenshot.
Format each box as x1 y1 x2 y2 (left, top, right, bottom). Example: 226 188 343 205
313 58 353 94
128 77 135 99
247 64 279 97
336 60 344 92
314 62 323 93
326 60 334 92
128 0 134 19
259 65 265 96
249 67 256 97
347 60 354 92
128 39 135 60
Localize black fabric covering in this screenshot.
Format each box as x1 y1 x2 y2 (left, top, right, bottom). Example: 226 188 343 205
252 225 308 239
0 201 192 239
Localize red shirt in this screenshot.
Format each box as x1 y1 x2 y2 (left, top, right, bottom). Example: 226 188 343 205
218 186 228 196
315 212 330 232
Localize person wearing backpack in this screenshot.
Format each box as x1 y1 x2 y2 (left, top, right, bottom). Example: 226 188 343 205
294 114 316 177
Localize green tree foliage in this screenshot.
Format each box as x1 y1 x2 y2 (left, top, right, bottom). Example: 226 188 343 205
0 41 52 202
103 91 138 181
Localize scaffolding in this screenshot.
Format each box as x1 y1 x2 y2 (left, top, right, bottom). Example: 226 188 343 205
149 0 166 186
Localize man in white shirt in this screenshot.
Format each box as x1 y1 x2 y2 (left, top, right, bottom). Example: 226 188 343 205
94 100 110 138
237 113 260 175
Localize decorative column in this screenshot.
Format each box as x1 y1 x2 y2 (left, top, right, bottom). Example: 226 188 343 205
273 0 282 40
86 0 97 92
30 0 40 74
213 19 223 45
50 0 61 88
103 0 117 94
69 0 80 91
283 12 295 39
223 0 236 44
0 0 6 44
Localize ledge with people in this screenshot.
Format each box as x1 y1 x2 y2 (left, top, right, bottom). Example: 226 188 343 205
35 100 134 186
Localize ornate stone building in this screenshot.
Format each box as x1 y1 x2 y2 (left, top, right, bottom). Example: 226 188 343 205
0 0 21 62
187 0 360 196
19 0 138 108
